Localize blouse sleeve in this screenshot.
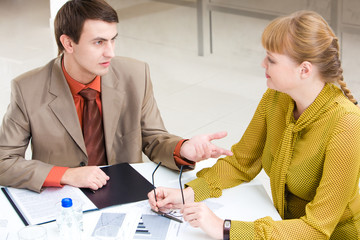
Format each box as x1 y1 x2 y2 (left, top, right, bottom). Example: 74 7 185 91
186 90 269 202
229 111 360 239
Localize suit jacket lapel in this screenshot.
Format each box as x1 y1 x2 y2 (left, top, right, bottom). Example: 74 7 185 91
101 67 125 163
48 58 87 156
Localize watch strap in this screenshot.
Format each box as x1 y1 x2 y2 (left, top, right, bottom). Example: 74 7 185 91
223 219 231 240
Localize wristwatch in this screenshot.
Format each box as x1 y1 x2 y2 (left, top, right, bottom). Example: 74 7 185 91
223 219 231 240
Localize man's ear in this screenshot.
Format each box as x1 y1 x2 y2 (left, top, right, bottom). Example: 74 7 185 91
299 61 312 79
60 34 74 53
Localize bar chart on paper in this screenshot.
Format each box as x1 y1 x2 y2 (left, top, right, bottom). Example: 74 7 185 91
134 215 170 240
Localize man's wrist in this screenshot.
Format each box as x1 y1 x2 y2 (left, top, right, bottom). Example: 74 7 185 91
174 139 195 166
43 166 69 187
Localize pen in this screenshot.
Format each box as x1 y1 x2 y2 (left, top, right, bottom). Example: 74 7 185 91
151 209 183 223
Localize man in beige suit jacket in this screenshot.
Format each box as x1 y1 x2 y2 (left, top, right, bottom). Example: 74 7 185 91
0 0 232 192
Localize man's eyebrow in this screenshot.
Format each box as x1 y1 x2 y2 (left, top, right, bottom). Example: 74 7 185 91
92 37 107 42
112 33 118 40
92 33 118 42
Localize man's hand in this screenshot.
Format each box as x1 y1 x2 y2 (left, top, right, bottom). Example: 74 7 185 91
60 166 109 190
180 131 233 162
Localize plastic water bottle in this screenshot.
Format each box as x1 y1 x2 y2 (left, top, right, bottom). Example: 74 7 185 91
57 198 81 240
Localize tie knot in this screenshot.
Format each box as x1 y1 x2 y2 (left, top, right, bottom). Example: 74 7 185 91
79 88 97 101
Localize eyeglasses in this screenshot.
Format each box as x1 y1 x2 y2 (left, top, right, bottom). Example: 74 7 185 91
151 161 185 223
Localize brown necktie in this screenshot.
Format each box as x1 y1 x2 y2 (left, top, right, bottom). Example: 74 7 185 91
79 88 107 166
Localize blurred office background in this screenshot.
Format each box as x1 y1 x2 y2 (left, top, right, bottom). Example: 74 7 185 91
1 0 360 198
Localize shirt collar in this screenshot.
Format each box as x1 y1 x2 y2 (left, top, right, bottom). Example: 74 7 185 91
61 57 101 95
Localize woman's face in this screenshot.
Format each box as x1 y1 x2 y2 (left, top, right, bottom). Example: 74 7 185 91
261 51 301 94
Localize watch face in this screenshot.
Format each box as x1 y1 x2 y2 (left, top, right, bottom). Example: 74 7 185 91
225 221 231 228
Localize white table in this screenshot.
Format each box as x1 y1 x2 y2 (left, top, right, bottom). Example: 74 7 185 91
1 160 280 239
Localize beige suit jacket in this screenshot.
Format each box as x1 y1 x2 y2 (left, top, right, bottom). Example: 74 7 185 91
0 56 182 192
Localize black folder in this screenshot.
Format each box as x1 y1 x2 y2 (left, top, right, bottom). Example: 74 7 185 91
80 163 154 209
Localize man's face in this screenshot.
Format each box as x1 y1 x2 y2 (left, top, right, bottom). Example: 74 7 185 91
69 19 118 83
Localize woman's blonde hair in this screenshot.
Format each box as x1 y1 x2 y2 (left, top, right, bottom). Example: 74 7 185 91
262 10 358 105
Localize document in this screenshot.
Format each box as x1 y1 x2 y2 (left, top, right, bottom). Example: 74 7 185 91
90 201 182 240
2 185 96 226
2 163 154 226
91 212 126 237
131 200 182 239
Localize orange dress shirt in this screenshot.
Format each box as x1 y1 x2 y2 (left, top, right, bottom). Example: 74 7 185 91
43 60 192 187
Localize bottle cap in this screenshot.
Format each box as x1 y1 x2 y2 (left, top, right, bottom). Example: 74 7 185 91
61 198 73 208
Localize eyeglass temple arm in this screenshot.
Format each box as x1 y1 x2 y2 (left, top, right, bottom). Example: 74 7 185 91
179 165 185 205
152 162 162 202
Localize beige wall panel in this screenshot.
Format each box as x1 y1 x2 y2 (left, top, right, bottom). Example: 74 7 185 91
343 0 360 26
210 0 331 19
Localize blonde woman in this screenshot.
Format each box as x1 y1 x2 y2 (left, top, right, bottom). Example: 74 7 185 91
148 10 360 239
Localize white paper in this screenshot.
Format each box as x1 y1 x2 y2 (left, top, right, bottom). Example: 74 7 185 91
91 200 182 240
0 219 8 240
131 200 182 240
4 185 97 225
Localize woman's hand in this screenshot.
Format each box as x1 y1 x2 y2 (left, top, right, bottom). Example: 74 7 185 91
181 202 224 239
148 187 195 212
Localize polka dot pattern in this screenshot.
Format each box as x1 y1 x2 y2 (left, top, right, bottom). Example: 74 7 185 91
186 84 360 239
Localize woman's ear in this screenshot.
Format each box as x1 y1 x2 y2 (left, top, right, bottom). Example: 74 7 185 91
59 34 74 53
299 61 312 79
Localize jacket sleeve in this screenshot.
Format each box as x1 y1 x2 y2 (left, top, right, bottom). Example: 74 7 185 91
140 63 184 171
0 80 53 192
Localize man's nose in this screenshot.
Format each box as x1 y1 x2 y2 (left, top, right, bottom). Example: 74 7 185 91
104 41 115 58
